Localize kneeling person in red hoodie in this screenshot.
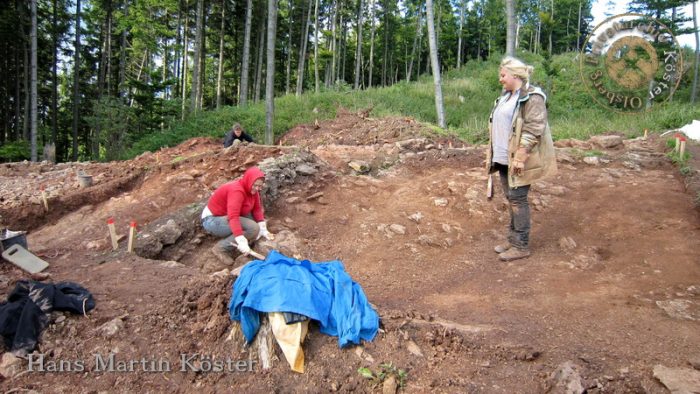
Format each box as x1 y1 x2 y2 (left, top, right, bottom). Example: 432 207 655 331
201 166 274 264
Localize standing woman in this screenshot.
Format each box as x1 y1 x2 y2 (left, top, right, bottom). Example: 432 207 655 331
486 57 557 261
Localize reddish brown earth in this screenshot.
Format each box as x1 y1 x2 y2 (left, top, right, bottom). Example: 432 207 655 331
0 110 699 393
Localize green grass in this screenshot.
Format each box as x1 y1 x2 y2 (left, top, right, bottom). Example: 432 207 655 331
123 51 700 159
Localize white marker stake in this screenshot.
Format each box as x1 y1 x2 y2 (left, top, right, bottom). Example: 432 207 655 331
107 218 118 250
40 186 48 212
679 139 686 158
127 221 137 253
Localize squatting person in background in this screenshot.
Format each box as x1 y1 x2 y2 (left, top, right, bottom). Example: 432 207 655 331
201 166 274 264
486 57 557 262
223 123 255 148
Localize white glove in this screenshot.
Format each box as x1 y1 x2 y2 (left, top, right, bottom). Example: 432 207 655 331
234 235 251 254
257 221 274 240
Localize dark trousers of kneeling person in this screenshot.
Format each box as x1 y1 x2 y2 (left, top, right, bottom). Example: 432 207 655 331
495 163 530 253
202 215 260 259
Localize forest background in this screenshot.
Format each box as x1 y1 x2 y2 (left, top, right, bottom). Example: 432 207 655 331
0 0 699 163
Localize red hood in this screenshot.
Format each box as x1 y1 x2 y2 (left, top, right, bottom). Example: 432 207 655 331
241 167 265 194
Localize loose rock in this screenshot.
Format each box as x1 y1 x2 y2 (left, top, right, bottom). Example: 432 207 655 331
653 365 700 393
590 135 623 149
434 198 448 207
546 361 584 394
99 318 125 338
559 236 577 250
406 339 424 357
0 352 23 378
408 212 423 223
389 224 406 235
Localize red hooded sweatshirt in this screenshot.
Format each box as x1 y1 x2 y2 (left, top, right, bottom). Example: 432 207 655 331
206 167 265 236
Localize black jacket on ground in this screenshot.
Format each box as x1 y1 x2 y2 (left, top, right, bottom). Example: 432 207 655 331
0 280 95 355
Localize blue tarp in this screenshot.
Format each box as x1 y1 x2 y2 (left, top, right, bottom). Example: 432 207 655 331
228 250 379 348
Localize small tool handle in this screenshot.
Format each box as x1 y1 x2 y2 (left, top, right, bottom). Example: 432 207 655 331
247 250 266 260
486 174 494 200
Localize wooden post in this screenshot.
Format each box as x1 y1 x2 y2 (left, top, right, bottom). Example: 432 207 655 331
643 129 648 140
40 186 48 212
127 220 136 253
679 137 687 158
675 134 681 153
107 218 118 250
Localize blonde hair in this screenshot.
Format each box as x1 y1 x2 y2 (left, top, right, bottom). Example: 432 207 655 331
500 57 534 84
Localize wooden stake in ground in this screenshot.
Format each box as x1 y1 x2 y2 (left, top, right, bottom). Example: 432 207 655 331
679 137 687 158
40 186 48 212
675 135 681 153
643 129 648 140
107 218 118 250
127 221 137 253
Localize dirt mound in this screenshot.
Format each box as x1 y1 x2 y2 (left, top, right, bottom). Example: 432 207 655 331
279 108 463 149
1 113 699 393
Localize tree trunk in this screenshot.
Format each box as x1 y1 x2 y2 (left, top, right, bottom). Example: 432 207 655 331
407 6 422 81
576 1 582 52
254 21 265 102
190 0 203 113
30 0 37 161
457 0 464 68
15 48 21 141
265 0 278 145
425 0 445 128
216 0 225 108
339 14 346 82
506 0 515 56
296 0 313 96
175 1 182 96
181 0 189 120
692 0 699 104
330 0 337 87
198 15 206 110
535 17 541 55
119 0 128 97
72 0 81 161
23 43 29 141
52 0 59 145
162 11 168 100
94 1 110 159
285 0 293 95
353 0 364 89
382 3 388 86
313 0 319 93
416 16 423 76
565 7 571 51
477 0 483 59
240 0 253 105
548 0 553 55
368 0 376 87
106 2 112 96
1 41 7 144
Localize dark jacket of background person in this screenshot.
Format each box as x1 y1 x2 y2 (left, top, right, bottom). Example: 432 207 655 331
223 129 254 147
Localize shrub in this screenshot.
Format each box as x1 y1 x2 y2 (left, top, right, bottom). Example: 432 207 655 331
0 141 30 162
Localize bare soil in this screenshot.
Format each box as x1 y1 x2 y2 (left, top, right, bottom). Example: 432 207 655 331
1 110 699 393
